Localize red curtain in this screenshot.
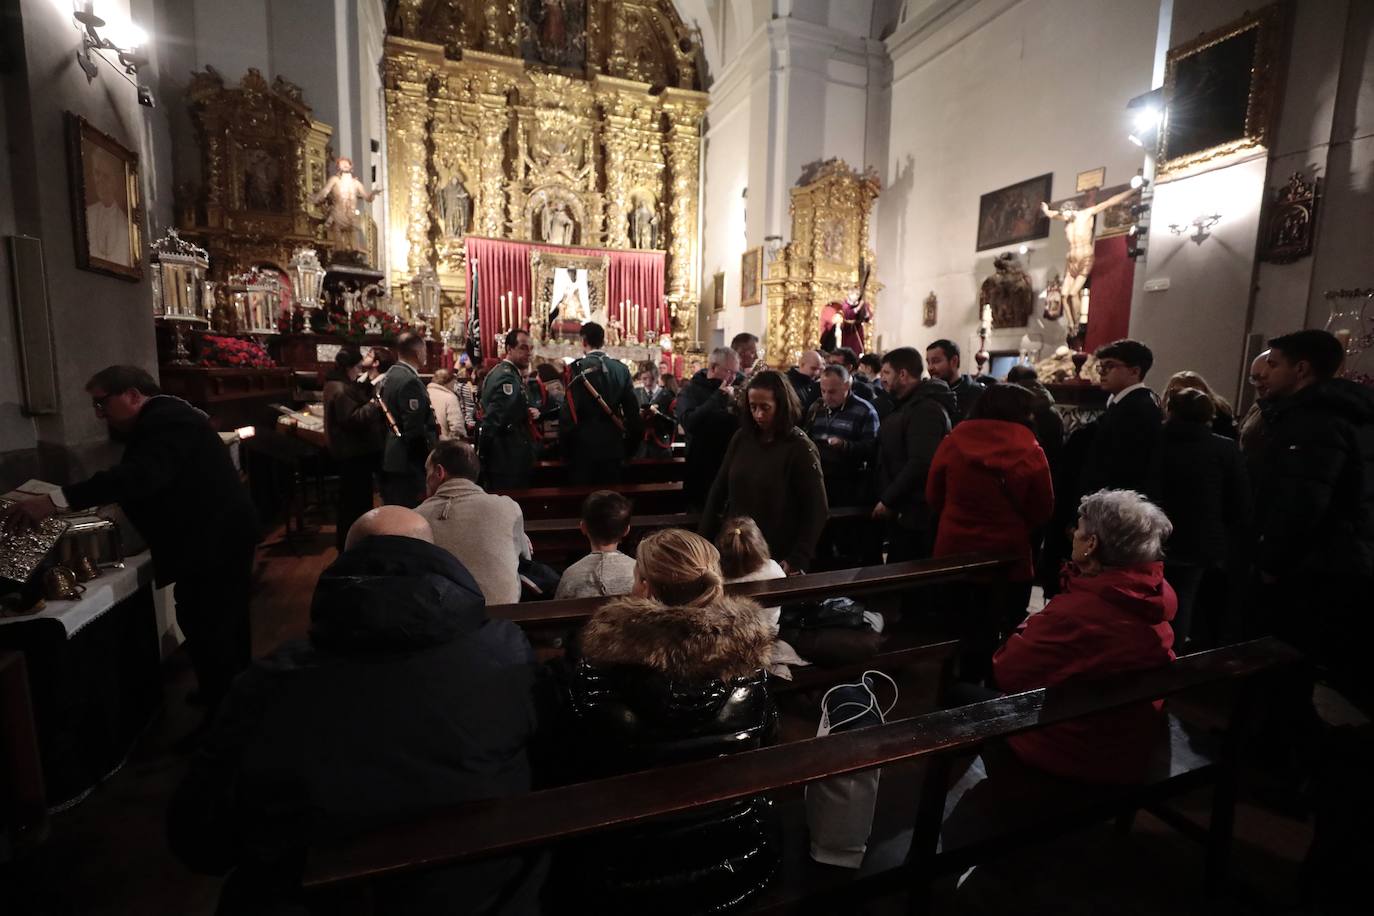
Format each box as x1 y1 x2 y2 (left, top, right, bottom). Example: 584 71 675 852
465 237 667 358
1084 235 1135 352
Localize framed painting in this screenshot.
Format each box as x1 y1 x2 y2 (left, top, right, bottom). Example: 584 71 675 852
712 270 725 311
66 113 144 281
1158 2 1288 181
529 249 608 339
976 173 1052 252
740 246 763 306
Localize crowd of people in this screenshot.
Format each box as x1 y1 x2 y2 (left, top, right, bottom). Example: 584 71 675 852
4 319 1370 915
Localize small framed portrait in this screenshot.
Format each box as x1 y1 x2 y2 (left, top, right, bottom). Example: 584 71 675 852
712 270 725 311
740 246 763 307
66 113 143 281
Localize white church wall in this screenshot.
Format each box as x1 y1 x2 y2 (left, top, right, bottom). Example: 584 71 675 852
879 0 1156 364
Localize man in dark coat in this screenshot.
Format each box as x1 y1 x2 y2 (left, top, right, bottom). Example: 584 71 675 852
677 346 740 508
828 347 878 405
480 329 539 490
168 507 542 915
2 366 258 715
873 347 954 561
1075 338 1164 498
925 339 986 423
561 322 642 485
786 349 824 414
1257 331 1374 679
805 365 880 507
377 332 439 507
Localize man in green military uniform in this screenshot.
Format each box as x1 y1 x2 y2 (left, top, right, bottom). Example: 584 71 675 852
561 322 642 485
377 332 439 507
480 329 539 490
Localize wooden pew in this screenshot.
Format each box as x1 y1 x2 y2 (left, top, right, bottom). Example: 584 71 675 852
488 552 1016 628
529 457 687 488
524 505 871 567
497 481 686 519
303 638 1299 912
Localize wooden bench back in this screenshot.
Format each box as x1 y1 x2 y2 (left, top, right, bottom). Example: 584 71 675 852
488 552 1018 627
303 637 1299 889
498 481 685 518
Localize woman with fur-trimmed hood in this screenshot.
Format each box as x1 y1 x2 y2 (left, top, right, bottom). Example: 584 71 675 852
553 527 779 914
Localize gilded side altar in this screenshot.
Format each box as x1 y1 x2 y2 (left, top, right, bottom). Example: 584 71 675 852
764 160 881 366
383 0 707 351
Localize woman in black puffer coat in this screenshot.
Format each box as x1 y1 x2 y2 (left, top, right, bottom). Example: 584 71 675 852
552 528 778 915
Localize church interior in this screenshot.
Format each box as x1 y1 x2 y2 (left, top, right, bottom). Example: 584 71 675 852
1 0 1372 913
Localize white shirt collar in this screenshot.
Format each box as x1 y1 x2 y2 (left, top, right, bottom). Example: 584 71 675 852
1107 381 1149 406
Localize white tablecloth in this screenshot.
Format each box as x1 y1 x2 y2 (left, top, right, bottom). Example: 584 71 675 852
0 552 154 638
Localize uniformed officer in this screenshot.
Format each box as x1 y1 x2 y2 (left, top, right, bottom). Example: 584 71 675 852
376 331 439 507
560 322 642 485
480 329 539 489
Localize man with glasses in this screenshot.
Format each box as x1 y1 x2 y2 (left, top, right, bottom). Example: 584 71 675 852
1 366 257 733
480 329 541 489
1077 338 1163 498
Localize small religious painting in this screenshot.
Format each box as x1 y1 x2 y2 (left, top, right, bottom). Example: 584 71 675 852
1093 183 1136 238
1260 172 1320 264
976 173 1052 252
530 249 607 339
241 147 283 212
1076 167 1106 193
66 113 143 281
712 270 725 312
740 246 763 306
923 290 938 327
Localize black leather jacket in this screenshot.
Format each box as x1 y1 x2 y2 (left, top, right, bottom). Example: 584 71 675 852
552 594 779 914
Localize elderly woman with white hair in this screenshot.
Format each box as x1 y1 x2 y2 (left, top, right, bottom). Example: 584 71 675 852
994 488 1178 784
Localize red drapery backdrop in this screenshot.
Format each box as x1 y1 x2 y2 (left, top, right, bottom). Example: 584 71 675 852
465 236 667 358
1084 235 1135 352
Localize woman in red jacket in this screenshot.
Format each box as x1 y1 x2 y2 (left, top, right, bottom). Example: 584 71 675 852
994 488 1177 783
927 383 1054 682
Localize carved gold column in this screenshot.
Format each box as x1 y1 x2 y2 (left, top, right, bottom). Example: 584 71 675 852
662 88 707 350
600 97 633 249
475 92 510 238
384 42 438 283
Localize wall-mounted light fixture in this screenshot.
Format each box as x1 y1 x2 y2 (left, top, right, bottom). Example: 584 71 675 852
1126 171 1152 260
73 2 154 105
1126 88 1164 153
1168 213 1222 244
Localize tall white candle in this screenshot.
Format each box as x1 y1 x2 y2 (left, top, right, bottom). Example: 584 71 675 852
1080 288 1091 325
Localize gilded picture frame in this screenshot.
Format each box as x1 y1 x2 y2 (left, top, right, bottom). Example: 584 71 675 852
1158 2 1288 181
529 249 608 333
740 246 763 306
66 113 144 281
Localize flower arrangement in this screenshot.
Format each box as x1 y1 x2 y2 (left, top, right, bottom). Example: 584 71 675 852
198 335 276 369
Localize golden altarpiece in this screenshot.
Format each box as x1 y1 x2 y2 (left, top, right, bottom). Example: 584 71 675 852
383 0 707 350
177 68 336 279
764 160 881 367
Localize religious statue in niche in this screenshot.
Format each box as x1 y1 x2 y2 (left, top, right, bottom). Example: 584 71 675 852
980 251 1035 329
820 217 845 261
1040 185 1138 325
540 201 576 246
313 157 382 254
924 290 938 327
242 148 282 212
1260 172 1320 264
522 0 587 71
437 174 471 239
819 285 871 353
630 198 659 249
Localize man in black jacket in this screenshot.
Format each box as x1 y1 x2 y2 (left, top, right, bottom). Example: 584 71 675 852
677 346 740 508
1076 338 1163 497
926 339 986 422
786 349 824 414
2 366 258 715
561 322 643 484
168 506 542 915
873 347 954 561
828 347 878 405
1257 331 1374 680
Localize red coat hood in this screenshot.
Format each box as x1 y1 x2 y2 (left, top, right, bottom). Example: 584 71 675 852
944 419 1043 474
1062 561 1177 625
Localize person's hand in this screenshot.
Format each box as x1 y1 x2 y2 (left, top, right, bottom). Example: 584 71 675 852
0 495 58 536
832 312 843 326
825 436 843 449
1040 201 1052 216
872 502 891 521
718 384 734 400
781 560 801 576
527 407 540 420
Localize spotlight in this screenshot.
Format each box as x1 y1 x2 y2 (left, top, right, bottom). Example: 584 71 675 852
1018 244 1029 255
1130 173 1150 190
137 84 155 107
1126 88 1165 153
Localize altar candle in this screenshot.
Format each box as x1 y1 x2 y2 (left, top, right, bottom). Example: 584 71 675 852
980 303 992 330
1079 288 1091 326
518 295 524 326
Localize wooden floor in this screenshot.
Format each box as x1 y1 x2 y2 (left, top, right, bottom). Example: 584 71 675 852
15 520 1317 916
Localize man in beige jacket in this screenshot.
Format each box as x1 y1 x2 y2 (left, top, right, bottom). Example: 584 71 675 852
427 368 467 441
416 440 528 604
